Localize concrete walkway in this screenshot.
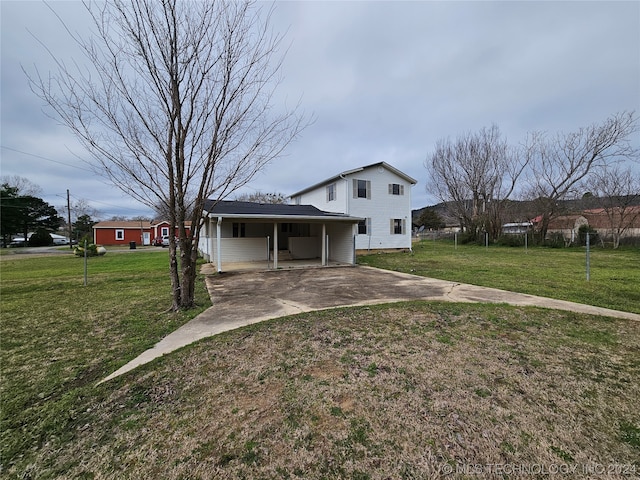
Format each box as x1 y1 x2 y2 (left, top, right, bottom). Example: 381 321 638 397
98 265 640 384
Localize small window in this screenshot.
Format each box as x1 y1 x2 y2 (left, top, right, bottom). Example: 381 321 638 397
232 223 246 238
161 226 169 237
391 219 405 235
353 179 371 199
115 229 124 241
389 183 404 195
357 218 369 235
326 183 336 202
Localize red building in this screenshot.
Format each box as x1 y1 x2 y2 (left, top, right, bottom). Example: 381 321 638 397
93 220 192 246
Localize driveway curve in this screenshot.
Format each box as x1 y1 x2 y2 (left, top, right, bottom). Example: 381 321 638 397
99 265 639 384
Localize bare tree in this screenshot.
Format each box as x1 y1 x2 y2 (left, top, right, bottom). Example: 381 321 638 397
585 165 640 248
427 125 526 241
524 111 638 240
234 191 287 204
0 175 43 197
27 0 306 310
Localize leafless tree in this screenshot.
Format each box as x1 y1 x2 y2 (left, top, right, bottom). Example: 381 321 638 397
427 125 527 241
58 197 101 222
524 111 638 240
584 165 640 248
234 191 287 204
0 175 43 197
27 0 307 310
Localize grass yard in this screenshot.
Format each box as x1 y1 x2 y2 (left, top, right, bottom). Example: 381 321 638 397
1 246 639 479
0 250 210 478
359 240 640 314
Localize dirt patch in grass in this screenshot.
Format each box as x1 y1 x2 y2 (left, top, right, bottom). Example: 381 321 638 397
15 302 638 479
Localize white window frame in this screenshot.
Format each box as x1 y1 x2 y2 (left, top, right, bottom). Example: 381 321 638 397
161 226 169 237
232 222 246 238
326 183 337 202
390 218 405 235
389 183 404 196
357 218 371 235
353 179 371 199
115 229 125 241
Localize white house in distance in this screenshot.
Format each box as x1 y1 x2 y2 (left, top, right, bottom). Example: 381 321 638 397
289 162 417 251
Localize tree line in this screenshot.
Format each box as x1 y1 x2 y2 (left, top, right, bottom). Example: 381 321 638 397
1 176 119 247
425 112 639 246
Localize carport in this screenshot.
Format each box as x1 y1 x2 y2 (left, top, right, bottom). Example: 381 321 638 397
198 200 362 272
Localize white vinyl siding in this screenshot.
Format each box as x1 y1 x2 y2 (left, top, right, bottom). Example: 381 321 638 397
210 237 269 264
326 222 355 263
293 164 414 250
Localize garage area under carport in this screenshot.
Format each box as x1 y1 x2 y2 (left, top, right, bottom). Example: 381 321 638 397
197 200 362 272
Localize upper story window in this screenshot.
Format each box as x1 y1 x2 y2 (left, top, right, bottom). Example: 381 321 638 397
326 183 336 202
115 229 124 240
389 183 404 195
353 179 371 199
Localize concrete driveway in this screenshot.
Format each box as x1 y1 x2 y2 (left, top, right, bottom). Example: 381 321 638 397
99 265 640 384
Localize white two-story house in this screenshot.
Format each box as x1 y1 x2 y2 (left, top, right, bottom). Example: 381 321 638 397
289 162 417 251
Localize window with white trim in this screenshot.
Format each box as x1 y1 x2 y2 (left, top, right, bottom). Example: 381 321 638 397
357 218 371 235
353 179 371 199
391 218 405 235
389 183 404 195
161 226 169 237
326 183 337 202
232 223 246 238
115 229 125 240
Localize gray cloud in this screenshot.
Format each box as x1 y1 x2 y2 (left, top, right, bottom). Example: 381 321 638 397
2 0 638 216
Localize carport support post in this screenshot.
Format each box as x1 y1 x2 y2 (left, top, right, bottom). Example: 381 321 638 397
273 223 278 269
216 216 222 273
321 223 327 266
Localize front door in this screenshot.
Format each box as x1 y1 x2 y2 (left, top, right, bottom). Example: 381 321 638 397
143 232 151 246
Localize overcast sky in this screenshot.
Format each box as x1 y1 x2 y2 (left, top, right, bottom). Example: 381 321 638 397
2 1 639 219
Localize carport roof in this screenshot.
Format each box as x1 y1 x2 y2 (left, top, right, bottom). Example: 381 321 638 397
204 200 362 222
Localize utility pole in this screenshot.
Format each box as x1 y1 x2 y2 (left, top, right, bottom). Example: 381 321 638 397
67 189 73 249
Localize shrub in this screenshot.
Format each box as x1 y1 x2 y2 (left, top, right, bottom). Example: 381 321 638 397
74 243 99 257
578 225 599 246
545 232 566 248
28 228 52 247
496 234 526 247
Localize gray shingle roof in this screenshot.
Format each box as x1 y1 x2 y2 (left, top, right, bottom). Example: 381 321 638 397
204 200 357 219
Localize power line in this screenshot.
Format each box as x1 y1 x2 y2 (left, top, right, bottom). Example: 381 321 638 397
1 145 95 173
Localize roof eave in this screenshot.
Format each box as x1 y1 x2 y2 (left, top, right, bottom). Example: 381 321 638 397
289 162 417 198
204 213 363 222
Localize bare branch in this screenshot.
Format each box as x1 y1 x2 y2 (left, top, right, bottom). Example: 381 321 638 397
25 0 308 309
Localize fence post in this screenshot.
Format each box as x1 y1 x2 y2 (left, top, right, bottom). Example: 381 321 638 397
586 232 590 282
83 239 88 286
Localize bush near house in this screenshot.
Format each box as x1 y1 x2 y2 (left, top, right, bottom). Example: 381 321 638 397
27 228 52 247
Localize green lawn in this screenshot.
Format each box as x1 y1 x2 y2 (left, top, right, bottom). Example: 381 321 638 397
0 250 210 477
359 240 640 314
1 247 639 478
